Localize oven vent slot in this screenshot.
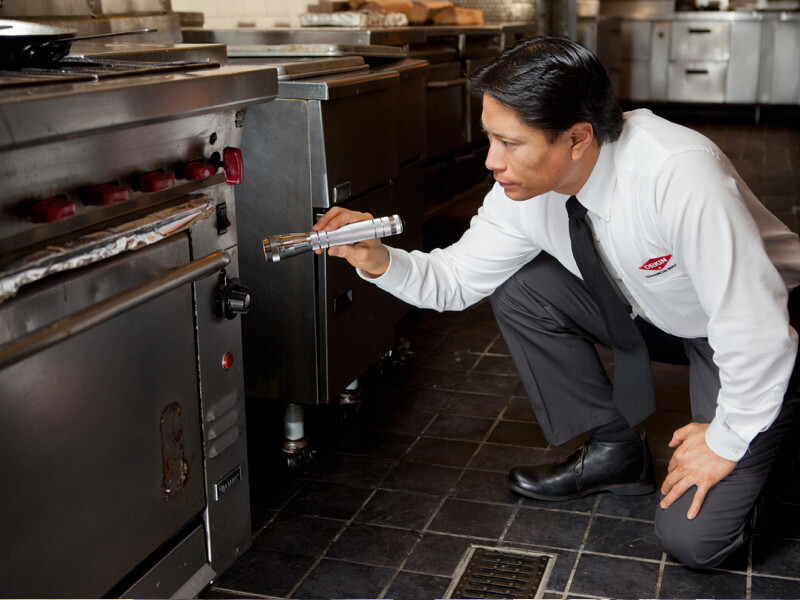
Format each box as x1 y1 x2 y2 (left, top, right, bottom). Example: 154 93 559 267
206 392 242 458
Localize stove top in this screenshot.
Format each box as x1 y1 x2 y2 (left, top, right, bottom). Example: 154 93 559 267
0 42 277 150
0 56 218 89
0 41 229 88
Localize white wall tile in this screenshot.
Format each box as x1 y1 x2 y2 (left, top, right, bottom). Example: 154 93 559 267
172 0 312 19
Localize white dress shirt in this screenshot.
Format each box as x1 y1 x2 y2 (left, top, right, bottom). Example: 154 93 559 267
365 109 800 461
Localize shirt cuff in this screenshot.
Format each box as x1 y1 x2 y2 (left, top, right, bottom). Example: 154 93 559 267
705 417 748 462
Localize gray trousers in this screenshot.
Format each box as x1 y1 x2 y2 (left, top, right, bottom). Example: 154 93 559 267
490 252 799 569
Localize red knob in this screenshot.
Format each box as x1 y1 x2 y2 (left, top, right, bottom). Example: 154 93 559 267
223 147 244 185
88 183 129 206
184 161 215 180
140 171 175 193
31 196 76 223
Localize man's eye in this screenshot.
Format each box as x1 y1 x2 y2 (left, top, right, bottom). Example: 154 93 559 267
503 141 515 148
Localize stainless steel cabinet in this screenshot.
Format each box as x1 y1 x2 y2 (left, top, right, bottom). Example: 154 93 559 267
767 15 800 104
596 12 794 105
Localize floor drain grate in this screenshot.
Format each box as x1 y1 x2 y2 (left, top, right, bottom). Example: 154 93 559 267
445 545 555 599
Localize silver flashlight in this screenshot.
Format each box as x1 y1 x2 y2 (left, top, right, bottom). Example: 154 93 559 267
262 214 404 263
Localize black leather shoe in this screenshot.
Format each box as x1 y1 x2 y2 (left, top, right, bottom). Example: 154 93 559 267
508 433 656 501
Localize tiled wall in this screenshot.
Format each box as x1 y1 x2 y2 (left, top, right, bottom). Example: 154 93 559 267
171 0 312 27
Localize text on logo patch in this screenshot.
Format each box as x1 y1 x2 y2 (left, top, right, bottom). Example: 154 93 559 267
639 255 672 271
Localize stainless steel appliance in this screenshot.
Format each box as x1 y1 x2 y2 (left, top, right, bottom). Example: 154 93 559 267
211 51 425 461
0 43 278 598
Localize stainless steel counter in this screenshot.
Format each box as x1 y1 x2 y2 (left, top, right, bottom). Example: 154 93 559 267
182 22 539 52
183 26 427 47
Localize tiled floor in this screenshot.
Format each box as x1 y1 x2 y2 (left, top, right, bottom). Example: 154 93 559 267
203 106 800 599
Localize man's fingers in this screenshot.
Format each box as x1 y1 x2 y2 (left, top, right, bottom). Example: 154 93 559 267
668 423 692 448
687 485 708 520
660 475 694 510
314 208 373 232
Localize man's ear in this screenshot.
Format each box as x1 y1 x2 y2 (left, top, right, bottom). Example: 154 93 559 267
569 122 595 160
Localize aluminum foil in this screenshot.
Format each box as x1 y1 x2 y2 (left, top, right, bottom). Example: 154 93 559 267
0 196 214 305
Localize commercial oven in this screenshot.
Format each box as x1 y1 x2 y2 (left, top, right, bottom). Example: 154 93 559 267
0 42 278 597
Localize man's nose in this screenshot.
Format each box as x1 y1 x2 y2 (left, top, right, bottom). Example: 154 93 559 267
485 142 504 172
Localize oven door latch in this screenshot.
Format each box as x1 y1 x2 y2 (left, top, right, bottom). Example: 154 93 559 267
216 270 252 319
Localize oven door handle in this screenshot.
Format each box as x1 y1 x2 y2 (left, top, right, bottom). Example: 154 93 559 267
0 250 231 370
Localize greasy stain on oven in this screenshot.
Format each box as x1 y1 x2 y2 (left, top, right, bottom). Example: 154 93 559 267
160 402 189 502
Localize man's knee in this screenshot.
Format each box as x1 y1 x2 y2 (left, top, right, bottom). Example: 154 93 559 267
490 254 570 317
654 500 748 570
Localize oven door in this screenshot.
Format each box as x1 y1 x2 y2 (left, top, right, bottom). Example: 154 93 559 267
0 233 209 598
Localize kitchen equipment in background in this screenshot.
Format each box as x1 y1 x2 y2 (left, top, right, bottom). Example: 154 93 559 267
182 24 427 48
181 23 537 240
0 40 278 598
595 11 799 109
0 0 171 17
262 214 405 263
457 0 539 22
0 19 158 68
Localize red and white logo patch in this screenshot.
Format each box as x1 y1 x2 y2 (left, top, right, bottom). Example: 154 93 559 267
639 255 672 271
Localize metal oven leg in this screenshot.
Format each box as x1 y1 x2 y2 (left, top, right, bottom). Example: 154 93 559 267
282 402 312 470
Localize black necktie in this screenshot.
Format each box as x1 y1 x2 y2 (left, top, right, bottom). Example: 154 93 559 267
566 195 656 427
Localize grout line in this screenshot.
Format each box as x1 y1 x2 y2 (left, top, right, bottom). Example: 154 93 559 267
206 586 279 599
561 495 600 599
654 551 667 598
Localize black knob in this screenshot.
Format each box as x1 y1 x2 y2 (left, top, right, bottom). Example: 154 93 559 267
217 272 252 319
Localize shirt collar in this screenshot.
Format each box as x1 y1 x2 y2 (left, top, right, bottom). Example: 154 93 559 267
575 141 616 221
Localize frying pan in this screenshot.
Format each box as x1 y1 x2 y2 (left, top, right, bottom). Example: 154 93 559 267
0 19 156 69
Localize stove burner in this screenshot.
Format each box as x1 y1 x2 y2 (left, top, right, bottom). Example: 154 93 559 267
0 56 218 89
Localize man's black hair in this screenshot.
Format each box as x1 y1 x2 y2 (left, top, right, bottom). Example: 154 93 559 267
470 36 624 145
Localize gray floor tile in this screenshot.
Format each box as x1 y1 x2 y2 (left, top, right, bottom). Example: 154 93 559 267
293 558 395 599
505 506 591 549
325 523 419 567
659 563 748 598
428 498 516 539
570 553 660 598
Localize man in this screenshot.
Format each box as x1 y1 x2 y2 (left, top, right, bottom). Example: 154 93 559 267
313 36 800 569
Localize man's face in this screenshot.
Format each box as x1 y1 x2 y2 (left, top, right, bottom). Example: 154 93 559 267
481 94 578 201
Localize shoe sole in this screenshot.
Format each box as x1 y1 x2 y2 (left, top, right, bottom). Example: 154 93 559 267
509 479 657 502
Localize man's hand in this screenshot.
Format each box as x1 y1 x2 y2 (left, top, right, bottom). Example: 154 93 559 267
660 422 737 520
313 207 391 277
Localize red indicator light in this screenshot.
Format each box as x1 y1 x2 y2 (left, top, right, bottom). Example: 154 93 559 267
222 352 234 370
88 183 129 206
184 161 215 180
31 196 76 223
223 147 244 185
140 171 175 193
